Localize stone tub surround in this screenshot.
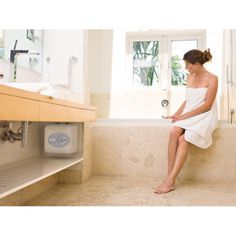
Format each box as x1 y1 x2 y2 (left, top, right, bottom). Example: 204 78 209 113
91 119 236 183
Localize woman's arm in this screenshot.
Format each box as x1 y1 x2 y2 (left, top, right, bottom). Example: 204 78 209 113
171 74 189 117
173 75 218 122
174 101 186 116
165 75 190 119
164 100 186 119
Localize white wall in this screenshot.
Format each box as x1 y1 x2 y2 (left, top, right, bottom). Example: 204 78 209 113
88 29 130 94
205 29 223 95
221 30 236 122
43 30 85 102
88 30 113 93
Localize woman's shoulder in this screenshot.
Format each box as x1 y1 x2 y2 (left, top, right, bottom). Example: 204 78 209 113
207 71 218 80
206 72 218 90
207 72 218 85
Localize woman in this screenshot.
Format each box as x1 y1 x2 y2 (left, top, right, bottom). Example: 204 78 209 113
155 49 218 194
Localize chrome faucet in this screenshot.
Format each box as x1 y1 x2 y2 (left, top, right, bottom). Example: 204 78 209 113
10 40 40 82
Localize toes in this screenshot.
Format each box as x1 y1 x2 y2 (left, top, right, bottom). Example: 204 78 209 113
155 188 164 194
154 186 175 194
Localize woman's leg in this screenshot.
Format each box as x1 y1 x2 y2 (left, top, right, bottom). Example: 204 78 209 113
168 134 189 183
155 133 189 194
167 126 184 176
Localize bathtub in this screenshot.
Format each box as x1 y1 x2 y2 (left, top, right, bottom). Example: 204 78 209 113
91 119 236 182
92 118 172 127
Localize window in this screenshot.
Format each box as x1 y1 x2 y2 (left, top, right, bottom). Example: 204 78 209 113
127 31 205 89
133 41 159 87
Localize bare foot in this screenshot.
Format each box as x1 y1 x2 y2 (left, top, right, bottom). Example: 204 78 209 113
154 179 175 194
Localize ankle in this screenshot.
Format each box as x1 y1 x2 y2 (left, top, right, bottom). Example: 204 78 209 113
166 177 175 185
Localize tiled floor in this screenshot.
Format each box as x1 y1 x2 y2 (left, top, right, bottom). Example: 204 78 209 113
22 176 236 206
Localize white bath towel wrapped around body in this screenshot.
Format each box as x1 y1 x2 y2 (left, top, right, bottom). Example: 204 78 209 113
172 87 218 149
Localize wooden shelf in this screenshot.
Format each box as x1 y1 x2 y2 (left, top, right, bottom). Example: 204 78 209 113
0 84 97 122
0 154 83 199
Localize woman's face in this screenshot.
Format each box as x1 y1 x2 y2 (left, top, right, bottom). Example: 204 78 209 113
185 61 198 74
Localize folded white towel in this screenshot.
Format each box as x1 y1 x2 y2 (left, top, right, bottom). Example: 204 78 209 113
0 82 58 98
39 84 57 98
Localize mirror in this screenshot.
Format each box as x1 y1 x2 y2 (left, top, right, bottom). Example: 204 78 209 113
0 29 43 74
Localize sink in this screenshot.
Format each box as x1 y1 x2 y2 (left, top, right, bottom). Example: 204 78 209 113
0 82 80 102
0 82 50 92
0 82 58 98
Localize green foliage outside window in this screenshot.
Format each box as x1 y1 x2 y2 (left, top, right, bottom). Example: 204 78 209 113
171 55 188 86
133 42 188 86
133 41 159 86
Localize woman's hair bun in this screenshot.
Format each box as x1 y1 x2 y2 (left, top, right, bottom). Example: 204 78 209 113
202 48 212 64
183 48 213 65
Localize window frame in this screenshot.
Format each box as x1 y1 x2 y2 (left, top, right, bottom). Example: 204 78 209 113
126 33 163 91
126 30 206 91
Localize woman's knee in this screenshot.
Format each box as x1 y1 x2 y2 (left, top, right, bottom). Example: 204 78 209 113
178 134 187 145
170 127 184 140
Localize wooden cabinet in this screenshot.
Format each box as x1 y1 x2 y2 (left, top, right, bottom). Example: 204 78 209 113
0 93 40 121
0 84 97 122
68 107 97 122
39 103 68 122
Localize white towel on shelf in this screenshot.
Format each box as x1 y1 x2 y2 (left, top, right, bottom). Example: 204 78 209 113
172 87 218 149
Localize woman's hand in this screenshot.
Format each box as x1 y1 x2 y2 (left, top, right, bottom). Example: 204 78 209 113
163 115 177 123
163 114 188 122
172 114 187 122
163 115 173 119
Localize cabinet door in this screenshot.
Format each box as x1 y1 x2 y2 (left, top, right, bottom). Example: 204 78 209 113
39 102 68 122
67 107 97 122
0 94 39 121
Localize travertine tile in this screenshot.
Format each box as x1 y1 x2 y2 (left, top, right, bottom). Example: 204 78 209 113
0 190 21 206
23 176 236 206
92 125 236 182
82 123 93 181
19 174 58 204
58 170 82 184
